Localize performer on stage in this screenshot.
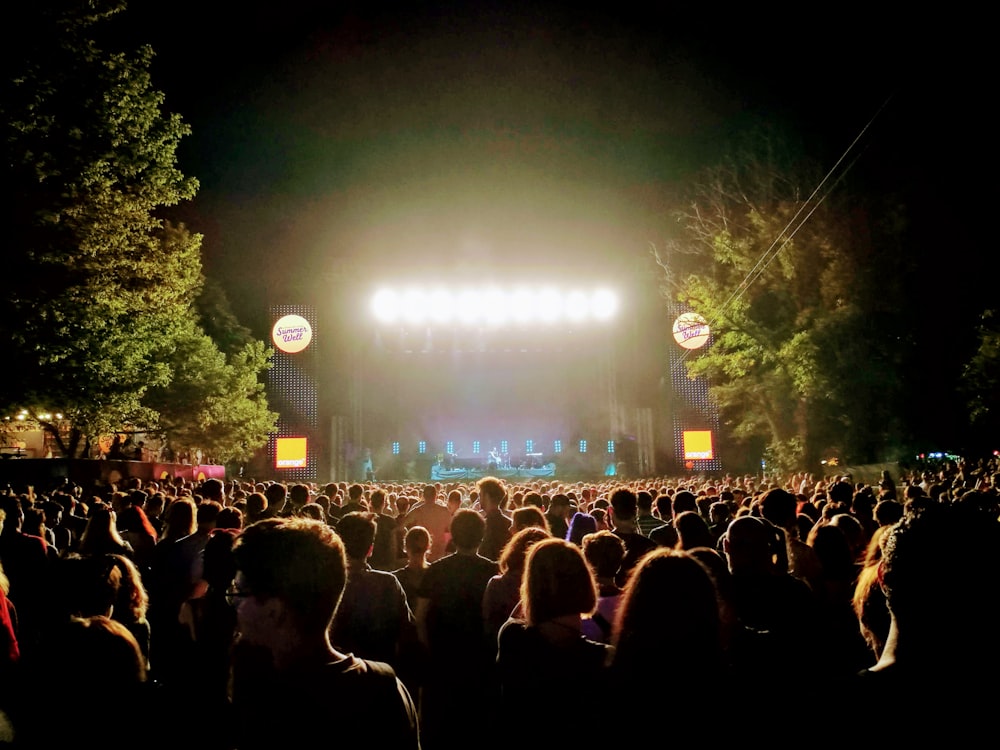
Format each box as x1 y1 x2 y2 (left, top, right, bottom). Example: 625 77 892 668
362 448 375 481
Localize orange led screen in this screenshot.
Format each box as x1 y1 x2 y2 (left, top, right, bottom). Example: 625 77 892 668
682 430 714 460
275 437 308 469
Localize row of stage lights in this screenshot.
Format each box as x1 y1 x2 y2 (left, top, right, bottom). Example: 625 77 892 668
391 440 617 455
371 286 619 326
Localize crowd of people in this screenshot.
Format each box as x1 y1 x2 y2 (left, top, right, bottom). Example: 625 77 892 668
0 457 997 746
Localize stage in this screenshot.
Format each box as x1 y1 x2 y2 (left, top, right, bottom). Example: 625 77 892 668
430 462 556 481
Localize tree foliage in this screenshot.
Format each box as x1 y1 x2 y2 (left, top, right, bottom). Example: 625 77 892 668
1 1 276 459
964 310 1000 440
143 319 276 464
661 136 909 471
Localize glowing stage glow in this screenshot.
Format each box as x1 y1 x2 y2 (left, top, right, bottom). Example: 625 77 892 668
370 285 619 326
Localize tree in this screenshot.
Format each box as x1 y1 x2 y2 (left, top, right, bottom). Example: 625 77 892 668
1 1 275 459
963 311 1000 447
659 136 909 472
143 321 276 464
194 277 257 356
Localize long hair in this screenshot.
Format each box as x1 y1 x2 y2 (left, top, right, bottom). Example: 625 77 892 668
62 615 146 685
118 506 157 544
499 527 549 577
79 508 128 555
521 538 597 626
612 549 723 681
161 498 196 541
108 554 149 624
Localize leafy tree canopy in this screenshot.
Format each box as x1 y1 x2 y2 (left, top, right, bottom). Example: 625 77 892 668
964 310 1000 444
660 133 910 472
1 1 276 460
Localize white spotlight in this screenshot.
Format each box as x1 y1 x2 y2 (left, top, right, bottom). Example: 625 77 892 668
456 289 481 326
510 287 534 324
564 290 588 323
401 289 428 325
428 288 454 323
483 287 509 327
537 288 563 324
372 289 400 323
591 289 618 321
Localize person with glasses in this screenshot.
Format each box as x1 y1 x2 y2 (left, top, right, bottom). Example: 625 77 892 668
228 518 419 749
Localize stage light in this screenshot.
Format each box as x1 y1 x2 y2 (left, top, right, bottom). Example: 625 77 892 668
537 288 562 324
371 289 400 323
510 287 534 324
483 287 509 327
370 285 620 327
456 289 480 327
401 289 428 325
428 288 454 323
564 290 588 323
591 289 618 321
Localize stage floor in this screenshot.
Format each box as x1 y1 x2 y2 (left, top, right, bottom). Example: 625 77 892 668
430 462 556 481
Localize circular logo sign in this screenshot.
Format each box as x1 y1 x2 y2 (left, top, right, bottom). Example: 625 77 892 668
672 312 710 350
272 314 313 353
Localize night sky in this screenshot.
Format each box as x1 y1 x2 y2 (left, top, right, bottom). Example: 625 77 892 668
122 2 984 337
101 1 989 459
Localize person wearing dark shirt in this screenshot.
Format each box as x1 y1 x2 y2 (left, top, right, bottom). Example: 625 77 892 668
415 509 498 750
369 489 402 571
545 494 571 540
477 476 511 562
393 526 431 606
609 489 656 587
497 538 609 747
330 513 413 668
229 517 419 749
